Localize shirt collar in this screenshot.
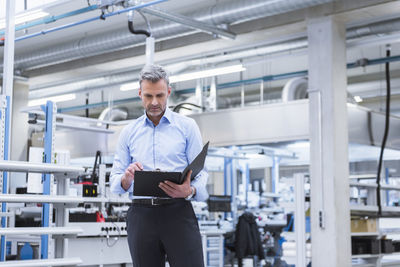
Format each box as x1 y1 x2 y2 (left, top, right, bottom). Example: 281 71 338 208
142 107 172 126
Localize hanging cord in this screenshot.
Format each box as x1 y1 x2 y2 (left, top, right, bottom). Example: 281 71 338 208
137 10 152 36
376 45 391 216
128 10 151 37
106 222 121 247
172 102 204 113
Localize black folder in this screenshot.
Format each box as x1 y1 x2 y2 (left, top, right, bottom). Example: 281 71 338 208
133 142 209 198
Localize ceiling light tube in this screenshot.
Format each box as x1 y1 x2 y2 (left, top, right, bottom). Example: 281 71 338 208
120 82 140 91
119 64 246 91
169 64 246 83
354 96 363 103
28 93 76 107
0 9 49 30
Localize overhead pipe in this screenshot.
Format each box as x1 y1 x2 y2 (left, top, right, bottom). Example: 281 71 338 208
0 5 99 36
29 17 400 99
57 54 400 113
2 0 333 71
29 38 307 99
12 0 167 43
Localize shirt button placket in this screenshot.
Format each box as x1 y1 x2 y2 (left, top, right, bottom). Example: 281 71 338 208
153 125 156 169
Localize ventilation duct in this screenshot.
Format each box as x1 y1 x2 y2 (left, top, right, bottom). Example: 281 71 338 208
281 77 308 102
29 14 400 99
2 0 333 71
98 107 128 123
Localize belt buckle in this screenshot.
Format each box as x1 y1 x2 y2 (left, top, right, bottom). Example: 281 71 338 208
151 198 159 206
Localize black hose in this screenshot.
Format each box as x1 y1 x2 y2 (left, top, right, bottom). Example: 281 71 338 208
376 46 391 216
128 21 150 37
0 40 4 47
172 102 204 113
91 150 102 183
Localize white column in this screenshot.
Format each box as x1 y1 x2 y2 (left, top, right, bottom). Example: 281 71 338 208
294 173 306 267
307 15 351 267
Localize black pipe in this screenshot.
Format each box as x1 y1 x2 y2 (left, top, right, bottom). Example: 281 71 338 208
376 46 391 216
85 97 89 117
128 20 150 37
172 102 204 113
91 150 101 184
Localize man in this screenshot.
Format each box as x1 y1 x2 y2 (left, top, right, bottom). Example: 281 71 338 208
110 64 208 267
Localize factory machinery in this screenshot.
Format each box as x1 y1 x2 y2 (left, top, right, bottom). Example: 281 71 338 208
3 98 400 266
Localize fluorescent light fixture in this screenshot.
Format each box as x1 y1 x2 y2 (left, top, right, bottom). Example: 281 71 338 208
28 93 76 107
120 82 140 91
0 9 49 29
119 64 246 91
286 141 309 149
354 95 363 103
170 64 246 83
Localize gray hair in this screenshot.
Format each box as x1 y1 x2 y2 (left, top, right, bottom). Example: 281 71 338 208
139 64 170 87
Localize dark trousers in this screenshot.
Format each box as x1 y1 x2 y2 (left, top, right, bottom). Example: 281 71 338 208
126 199 204 267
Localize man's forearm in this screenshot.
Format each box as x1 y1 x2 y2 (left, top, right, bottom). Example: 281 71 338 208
121 175 132 191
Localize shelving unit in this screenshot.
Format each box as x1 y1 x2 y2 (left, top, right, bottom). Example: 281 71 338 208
350 172 400 267
0 101 88 265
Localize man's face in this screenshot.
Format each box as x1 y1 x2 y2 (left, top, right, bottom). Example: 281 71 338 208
139 79 171 118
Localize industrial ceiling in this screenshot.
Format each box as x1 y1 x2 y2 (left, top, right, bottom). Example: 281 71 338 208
1 0 400 118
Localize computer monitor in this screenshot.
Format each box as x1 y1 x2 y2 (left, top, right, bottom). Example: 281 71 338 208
207 195 232 212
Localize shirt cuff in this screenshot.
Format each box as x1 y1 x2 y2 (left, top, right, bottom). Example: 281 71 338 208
191 180 208 202
111 174 133 194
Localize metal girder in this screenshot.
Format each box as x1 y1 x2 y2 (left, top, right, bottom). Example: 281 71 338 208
142 7 236 40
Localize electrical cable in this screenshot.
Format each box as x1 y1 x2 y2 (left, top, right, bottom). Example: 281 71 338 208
137 10 152 36
106 221 121 247
376 45 391 216
128 10 151 37
172 102 204 113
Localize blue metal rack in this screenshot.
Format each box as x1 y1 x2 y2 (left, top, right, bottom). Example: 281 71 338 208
0 96 11 261
40 101 56 259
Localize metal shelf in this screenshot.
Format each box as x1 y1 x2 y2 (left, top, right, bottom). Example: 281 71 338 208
351 205 379 213
36 119 115 134
0 160 84 175
380 184 400 191
352 254 380 259
350 174 377 180
0 227 83 236
0 194 131 204
262 192 282 198
0 257 82 266
381 228 400 235
350 182 378 188
351 232 379 237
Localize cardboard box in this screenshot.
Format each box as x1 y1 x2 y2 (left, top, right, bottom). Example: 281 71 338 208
351 218 377 233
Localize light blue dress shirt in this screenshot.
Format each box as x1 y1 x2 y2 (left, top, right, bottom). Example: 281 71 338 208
110 107 209 201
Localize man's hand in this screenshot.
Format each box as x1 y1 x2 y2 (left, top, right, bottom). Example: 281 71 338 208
121 162 143 191
159 170 194 198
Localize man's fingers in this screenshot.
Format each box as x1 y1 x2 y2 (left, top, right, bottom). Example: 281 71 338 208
133 162 143 170
159 183 176 197
185 170 192 183
126 167 135 176
137 162 144 170
132 165 141 171
163 180 179 189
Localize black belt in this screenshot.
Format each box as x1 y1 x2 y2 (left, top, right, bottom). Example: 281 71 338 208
132 198 184 206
